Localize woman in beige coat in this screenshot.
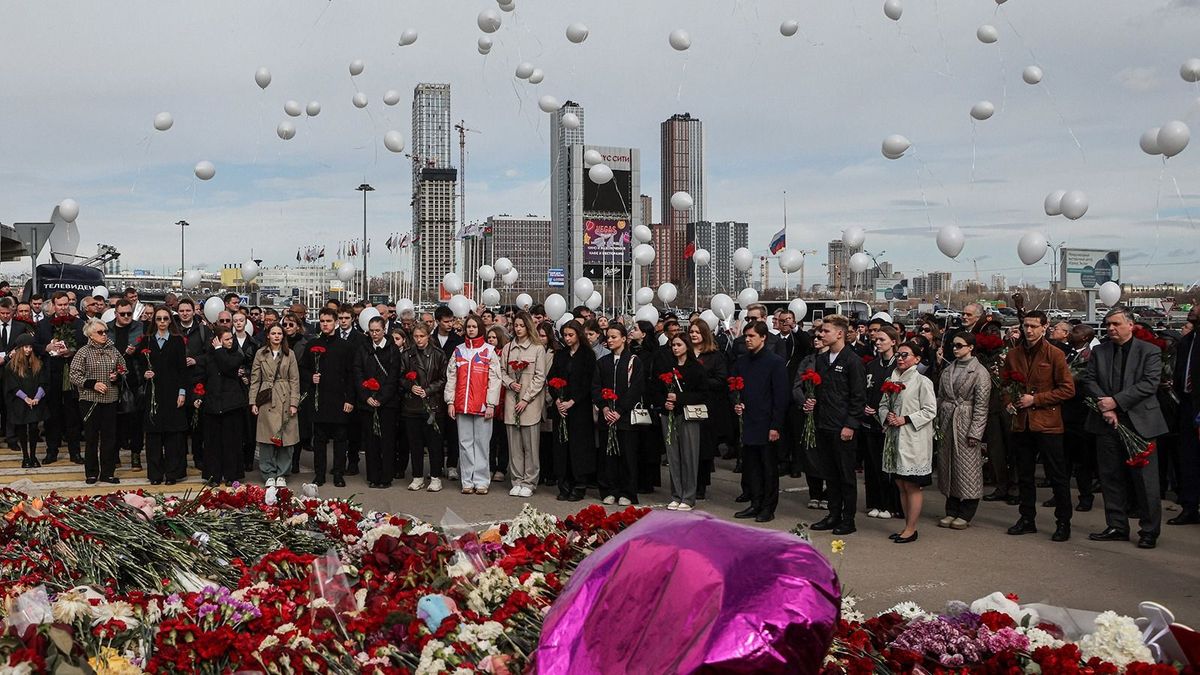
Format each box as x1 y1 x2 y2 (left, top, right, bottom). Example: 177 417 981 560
249 324 301 487
936 332 992 529
500 312 549 497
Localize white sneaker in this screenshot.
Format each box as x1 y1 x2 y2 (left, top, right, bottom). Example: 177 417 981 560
878 510 892 519
676 503 693 511
519 486 533 498
618 497 632 506
807 499 820 509
666 501 680 510
819 500 829 509
602 495 616 505
509 486 522 497
408 478 426 491
868 508 881 519
426 478 442 492
275 477 286 488
447 467 459 480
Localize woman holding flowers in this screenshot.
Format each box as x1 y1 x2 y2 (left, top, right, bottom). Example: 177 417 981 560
400 323 448 492
863 325 902 520
4 334 47 469
250 323 300 488
445 314 502 495
689 318 728 500
877 340 938 543
500 311 549 498
651 333 709 511
936 332 992 529
69 319 127 485
200 326 249 487
140 306 189 485
592 323 645 506
548 319 596 502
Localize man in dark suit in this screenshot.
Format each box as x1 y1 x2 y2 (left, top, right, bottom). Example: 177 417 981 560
301 308 357 487
175 298 211 470
0 297 33 449
1081 308 1170 549
34 292 86 464
732 304 779 358
773 308 811 478
731 321 790 523
1169 305 1200 525
336 305 370 476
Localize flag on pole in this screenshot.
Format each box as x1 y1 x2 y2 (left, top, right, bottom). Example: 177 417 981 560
683 241 696 259
769 227 786 254
296 249 301 262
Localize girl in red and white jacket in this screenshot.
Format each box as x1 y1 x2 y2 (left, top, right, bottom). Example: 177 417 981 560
445 314 502 494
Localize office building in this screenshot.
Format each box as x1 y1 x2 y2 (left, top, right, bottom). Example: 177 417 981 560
658 113 705 290
688 220 749 296
465 215 552 298
550 101 585 274
648 222 685 287
826 239 865 291
640 194 653 230
413 167 457 303
991 274 1007 292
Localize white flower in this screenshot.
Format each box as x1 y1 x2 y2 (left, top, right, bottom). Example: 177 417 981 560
410 522 435 536
883 601 930 621
1078 611 1152 667
446 553 477 579
1 662 35 675
51 588 97 624
257 635 280 652
841 595 865 623
416 640 451 675
91 600 140 629
285 513 309 526
502 504 559 545
354 588 367 612
359 524 403 552
310 598 332 610
466 567 518 615
1020 627 1064 651
274 622 297 635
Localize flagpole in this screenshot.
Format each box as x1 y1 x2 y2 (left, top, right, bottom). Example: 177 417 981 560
783 190 790 300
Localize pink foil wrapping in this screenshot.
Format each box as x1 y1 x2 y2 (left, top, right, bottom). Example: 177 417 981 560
535 511 840 674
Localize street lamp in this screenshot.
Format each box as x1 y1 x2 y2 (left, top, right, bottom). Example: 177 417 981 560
356 184 374 300
175 220 190 278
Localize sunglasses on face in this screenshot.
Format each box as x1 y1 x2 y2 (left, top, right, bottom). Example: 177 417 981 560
117 312 133 317
897 351 915 359
921 327 933 333
952 342 969 349
155 316 171 322
94 329 107 335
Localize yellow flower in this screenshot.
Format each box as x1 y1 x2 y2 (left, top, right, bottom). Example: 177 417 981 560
830 539 845 555
89 647 144 675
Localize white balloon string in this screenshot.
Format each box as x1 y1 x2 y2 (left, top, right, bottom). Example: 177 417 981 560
970 122 977 184
677 58 689 102
997 40 1008 114
253 95 264 167
1155 159 1166 222
932 0 954 77
848 1 869 41
1039 84 1086 163
912 148 958 226
909 159 934 231
893 23 920 57
798 25 824 48
1169 171 1197 229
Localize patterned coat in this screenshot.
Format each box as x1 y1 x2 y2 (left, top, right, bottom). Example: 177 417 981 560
936 356 992 499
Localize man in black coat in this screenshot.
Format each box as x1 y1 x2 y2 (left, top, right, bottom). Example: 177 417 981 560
175 298 211 470
107 298 145 468
731 304 780 359
34 292 86 464
0 297 34 450
1170 305 1200 526
353 316 402 488
433 304 464 478
301 308 357 486
336 305 370 476
731 321 790 523
773 308 812 478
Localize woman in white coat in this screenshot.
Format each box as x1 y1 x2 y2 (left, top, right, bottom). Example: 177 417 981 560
878 340 938 544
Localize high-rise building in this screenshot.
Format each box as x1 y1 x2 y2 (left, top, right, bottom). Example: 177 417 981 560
550 101 585 274
990 274 1007 292
412 83 454 303
466 215 552 298
639 194 653 230
688 221 749 296
659 113 705 289
826 239 864 291
927 272 952 298
648 222 684 287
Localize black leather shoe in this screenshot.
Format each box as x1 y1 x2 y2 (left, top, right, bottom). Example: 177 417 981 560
982 491 1008 502
1136 535 1157 549
1007 519 1037 535
832 522 857 535
556 494 569 501
333 476 347 488
1051 523 1071 542
889 533 902 540
1005 496 1021 506
755 512 775 523
165 479 177 486
734 493 751 503
1075 497 1093 512
344 464 360 476
43 451 58 465
1167 510 1200 525
733 506 759 519
1042 497 1055 508
567 493 583 502
150 480 163 486
810 516 837 531
1088 527 1129 542
893 531 918 543
313 476 325 486
70 454 84 465
85 477 98 484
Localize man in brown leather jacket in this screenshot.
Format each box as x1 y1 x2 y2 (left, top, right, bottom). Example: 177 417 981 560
1002 310 1076 542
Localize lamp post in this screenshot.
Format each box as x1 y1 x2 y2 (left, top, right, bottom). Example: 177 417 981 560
356 184 374 301
175 220 189 279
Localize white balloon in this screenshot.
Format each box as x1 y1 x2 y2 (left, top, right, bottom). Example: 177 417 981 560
936 224 965 259
1060 191 1089 220
699 310 719 332
1139 127 1162 155
733 247 754 273
1098 281 1122 307
254 67 271 89
710 293 735 320
585 291 602 310
538 95 560 113
516 62 535 79
349 59 365 77
284 100 302 117
788 298 808 321
562 112 580 129
448 294 471 318
101 308 116 324
528 69 544 85
669 29 691 51
566 22 589 43
396 299 415 316
1043 190 1066 216
501 268 519 286
692 249 710 267
277 121 296 140
632 224 652 244
1022 66 1043 85
780 19 799 37
657 283 678 304
1157 121 1190 158
588 163 613 184
848 252 871 273
336 262 356 282
1017 231 1048 265
494 257 513 275
477 264 496 283
583 149 603 166
380 91 400 107
633 244 656 266
635 287 654 305
57 199 80 223
352 92 368 109
478 9 502 33
153 112 174 131
544 294 567 320
737 287 759 307
92 285 109 299
384 130 406 153
573 277 594 302
516 293 534 310
442 272 464 294
883 0 903 21
477 37 493 55
203 296 224 324
635 305 660 325
481 288 501 306
498 0 515 12
670 191 693 211
194 161 215 181
779 249 803 274
976 24 999 44
970 100 995 121
555 312 575 330
182 270 202 289
398 29 419 46
842 226 866 248
358 307 381 332
241 260 260 282
306 101 321 117
1181 58 1200 83
882 134 911 159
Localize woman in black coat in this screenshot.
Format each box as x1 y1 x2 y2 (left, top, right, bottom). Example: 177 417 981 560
689 319 729 499
548 320 596 501
398 323 448 491
4 334 48 468
138 306 190 485
199 326 249 486
629 320 662 493
649 334 710 510
592 323 645 505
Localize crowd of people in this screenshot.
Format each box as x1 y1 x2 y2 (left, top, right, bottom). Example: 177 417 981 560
1 284 1197 548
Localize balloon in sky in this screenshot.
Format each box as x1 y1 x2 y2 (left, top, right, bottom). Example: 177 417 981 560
357 308 380 332
494 257 513 275
936 225 965 258
182 270 202 289
566 22 589 44
589 163 613 184
1181 58 1200 83
633 225 652 244
633 244 656 266
241 260 260 282
352 92 368 108
538 95 560 113
780 20 799 37
737 288 759 308
498 0 515 12
1043 190 1065 216
1022 66 1043 84
710 294 735 320
478 9 502 33
384 131 405 153
733 247 754 273
277 121 296 140
635 287 654 305
1157 120 1190 158
349 59 365 77
204 297 224 324
970 101 995 121
657 283 678 304
669 29 691 51
583 149 602 166
562 112 580 129
449 294 471 318
284 100 302 117
699 310 719 332
398 29 418 46
544 294 567 320
57 199 79 223
194 161 215 181
443 272 464 294
976 25 999 44
882 134 910 159
516 62 534 79
477 265 496 283
502 268 520 287
153 112 173 131
384 90 401 106
585 290 602 310
336 262 356 282
254 67 271 89
848 252 871 273
670 191 693 211
1098 281 1122 307
842 226 866 248
883 0 903 21
789 298 808 321
1017 231 1048 265
693 248 711 267
573 277 594 302
635 304 660 325
1059 191 1089 220
528 69 544 85
1139 127 1162 155
477 37 493 55
516 293 535 310
779 249 803 273
306 101 321 116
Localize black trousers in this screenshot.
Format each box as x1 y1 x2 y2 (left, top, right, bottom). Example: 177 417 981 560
189 417 205 469
2 394 14 448
743 443 780 516
444 416 459 470
312 421 349 479
203 410 245 483
946 496 980 521
554 427 587 498
1096 429 1162 537
118 410 144 454
404 415 443 478
1013 431 1072 525
242 408 257 468
863 430 901 513
361 407 397 484
45 385 82 455
1178 400 1199 512
1064 425 1097 498
602 428 639 502
815 429 859 524
393 417 409 478
82 401 117 479
14 423 37 456
347 410 363 468
490 421 509 473
146 431 186 482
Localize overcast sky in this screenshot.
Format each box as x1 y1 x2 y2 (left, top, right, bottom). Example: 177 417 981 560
1 0 1198 286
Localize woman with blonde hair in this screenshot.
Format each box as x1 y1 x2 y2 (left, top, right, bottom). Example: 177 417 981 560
5 334 47 468
500 311 549 497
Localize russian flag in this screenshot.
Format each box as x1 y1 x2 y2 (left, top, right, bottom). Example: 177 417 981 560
769 228 786 254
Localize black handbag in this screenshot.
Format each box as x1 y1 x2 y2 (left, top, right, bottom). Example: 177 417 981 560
255 357 281 406
116 378 138 415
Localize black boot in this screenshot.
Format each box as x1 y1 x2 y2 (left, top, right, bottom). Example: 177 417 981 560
43 449 58 465
26 440 41 469
20 441 31 469
69 449 84 465
131 451 142 470
733 458 743 474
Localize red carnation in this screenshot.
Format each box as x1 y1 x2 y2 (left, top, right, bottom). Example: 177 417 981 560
548 377 568 390
193 383 205 397
404 371 418 381
800 369 822 386
140 348 151 356
975 333 1004 352
657 371 675 385
309 345 326 354
601 388 618 402
362 378 381 392
727 376 745 391
508 360 530 371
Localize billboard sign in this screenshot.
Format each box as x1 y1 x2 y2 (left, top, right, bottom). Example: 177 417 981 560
582 218 631 264
547 268 566 287
874 278 909 301
1061 249 1119 290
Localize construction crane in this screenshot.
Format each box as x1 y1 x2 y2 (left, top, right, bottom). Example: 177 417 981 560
454 120 481 237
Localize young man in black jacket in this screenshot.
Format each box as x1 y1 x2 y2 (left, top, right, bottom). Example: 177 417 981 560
301 308 357 487
336 305 370 476
731 321 790 523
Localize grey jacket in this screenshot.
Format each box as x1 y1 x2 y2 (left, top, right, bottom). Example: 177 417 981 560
1080 338 1168 438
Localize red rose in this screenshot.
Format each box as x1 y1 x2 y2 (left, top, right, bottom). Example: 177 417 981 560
657 372 675 385
800 369 822 386
548 377 568 389
193 383 206 396
309 346 326 354
975 333 1004 352
405 371 418 381
601 388 618 401
362 378 381 391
